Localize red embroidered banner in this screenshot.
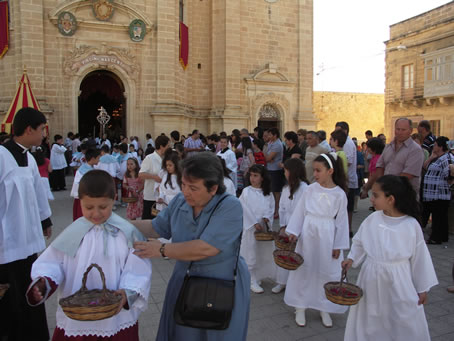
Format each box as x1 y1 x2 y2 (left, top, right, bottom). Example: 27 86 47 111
179 22 188 70
0 1 8 59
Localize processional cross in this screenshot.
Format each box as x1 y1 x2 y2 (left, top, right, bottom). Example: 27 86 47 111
97 106 111 137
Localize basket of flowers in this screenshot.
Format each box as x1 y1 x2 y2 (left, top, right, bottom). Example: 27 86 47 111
122 189 138 203
0 283 9 300
274 234 296 251
273 250 303 270
254 221 276 241
324 268 363 306
59 263 123 321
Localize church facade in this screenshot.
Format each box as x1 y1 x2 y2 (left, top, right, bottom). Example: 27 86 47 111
0 0 316 139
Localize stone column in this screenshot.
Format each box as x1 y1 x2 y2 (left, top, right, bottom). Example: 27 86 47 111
295 0 317 130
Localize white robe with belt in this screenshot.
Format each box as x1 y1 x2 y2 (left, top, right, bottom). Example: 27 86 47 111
284 182 349 313
344 211 438 341
239 186 276 281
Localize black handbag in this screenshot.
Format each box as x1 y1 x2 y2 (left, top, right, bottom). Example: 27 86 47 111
174 196 241 330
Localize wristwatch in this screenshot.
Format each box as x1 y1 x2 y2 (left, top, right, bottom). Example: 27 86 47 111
159 243 166 258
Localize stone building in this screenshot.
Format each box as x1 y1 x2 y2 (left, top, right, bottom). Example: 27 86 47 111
385 1 454 139
313 91 385 142
0 0 316 140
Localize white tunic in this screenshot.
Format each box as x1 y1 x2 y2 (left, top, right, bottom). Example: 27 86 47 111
31 225 152 337
157 172 181 211
50 143 68 170
284 182 349 313
0 147 51 264
344 211 438 341
223 176 236 196
239 186 276 281
276 182 308 285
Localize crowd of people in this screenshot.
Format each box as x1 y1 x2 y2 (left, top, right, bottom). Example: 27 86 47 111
1 108 454 341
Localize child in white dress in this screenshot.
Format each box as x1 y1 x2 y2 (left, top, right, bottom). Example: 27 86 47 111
285 153 350 327
239 164 276 293
273 158 309 294
27 170 152 340
156 150 181 211
342 175 438 341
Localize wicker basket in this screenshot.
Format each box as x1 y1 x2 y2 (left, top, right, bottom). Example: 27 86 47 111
59 263 123 321
122 196 138 204
324 268 363 306
151 203 160 216
274 235 296 251
273 250 303 270
0 283 9 300
254 221 276 241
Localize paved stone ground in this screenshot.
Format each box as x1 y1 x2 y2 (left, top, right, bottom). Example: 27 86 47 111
44 176 454 340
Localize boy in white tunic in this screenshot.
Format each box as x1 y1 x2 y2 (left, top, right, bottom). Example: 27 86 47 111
285 153 349 328
0 108 52 341
342 175 437 341
27 170 152 340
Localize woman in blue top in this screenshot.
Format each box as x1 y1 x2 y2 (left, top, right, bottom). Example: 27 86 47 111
133 152 250 341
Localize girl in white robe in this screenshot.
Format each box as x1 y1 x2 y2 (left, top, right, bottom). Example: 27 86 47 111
239 164 276 294
342 175 438 341
156 150 182 211
27 170 152 341
285 153 350 327
273 158 309 294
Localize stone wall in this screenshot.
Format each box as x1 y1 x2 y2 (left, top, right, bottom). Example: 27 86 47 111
313 91 385 142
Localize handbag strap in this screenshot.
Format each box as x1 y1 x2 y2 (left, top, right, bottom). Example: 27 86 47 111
186 194 242 279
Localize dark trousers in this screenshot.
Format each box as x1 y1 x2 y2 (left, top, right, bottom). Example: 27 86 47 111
423 200 450 243
50 168 66 190
0 254 49 341
142 199 156 220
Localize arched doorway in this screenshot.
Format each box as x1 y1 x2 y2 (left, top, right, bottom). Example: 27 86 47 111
78 70 126 140
257 103 282 132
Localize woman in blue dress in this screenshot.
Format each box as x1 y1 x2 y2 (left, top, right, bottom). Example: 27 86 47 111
133 152 250 340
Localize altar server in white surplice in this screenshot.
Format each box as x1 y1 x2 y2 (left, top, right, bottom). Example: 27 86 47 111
343 175 437 341
273 158 309 294
239 164 277 294
27 170 152 341
285 153 349 328
0 108 52 341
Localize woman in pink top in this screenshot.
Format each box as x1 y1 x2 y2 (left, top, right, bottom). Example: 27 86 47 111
32 147 54 200
366 137 385 176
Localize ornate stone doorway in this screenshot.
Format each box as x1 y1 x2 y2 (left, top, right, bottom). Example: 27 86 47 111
257 103 282 132
78 70 126 140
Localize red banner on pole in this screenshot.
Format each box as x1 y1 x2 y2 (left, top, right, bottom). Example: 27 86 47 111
179 22 188 70
0 1 9 59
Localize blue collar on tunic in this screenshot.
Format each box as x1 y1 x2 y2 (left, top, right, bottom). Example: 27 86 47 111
50 212 145 257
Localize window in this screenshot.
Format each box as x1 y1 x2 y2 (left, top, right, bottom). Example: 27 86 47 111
402 64 414 89
429 120 440 136
179 0 184 23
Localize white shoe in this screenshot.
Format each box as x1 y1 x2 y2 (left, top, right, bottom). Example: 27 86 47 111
250 281 264 294
271 284 286 294
320 311 332 328
295 308 306 327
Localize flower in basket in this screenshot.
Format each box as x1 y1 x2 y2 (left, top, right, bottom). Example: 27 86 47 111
277 254 300 265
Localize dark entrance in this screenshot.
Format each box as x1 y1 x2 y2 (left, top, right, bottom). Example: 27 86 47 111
79 70 126 141
257 104 282 132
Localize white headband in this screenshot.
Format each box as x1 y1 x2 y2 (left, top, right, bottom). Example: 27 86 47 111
320 152 338 169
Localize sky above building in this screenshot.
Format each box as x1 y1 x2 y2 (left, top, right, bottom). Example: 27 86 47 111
313 0 450 94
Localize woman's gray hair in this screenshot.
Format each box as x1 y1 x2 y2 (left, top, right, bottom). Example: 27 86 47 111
181 152 226 194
